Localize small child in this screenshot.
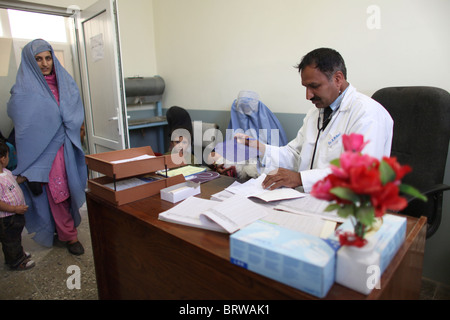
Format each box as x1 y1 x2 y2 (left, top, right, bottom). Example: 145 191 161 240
0 141 34 270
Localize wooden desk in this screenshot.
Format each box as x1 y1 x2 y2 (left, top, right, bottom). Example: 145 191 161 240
86 176 426 300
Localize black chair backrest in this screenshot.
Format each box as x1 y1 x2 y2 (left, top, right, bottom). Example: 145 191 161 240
372 86 450 227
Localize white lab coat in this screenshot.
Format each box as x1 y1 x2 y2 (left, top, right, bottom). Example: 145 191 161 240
261 84 393 193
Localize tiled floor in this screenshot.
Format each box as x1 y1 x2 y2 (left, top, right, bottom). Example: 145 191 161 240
1 203 449 300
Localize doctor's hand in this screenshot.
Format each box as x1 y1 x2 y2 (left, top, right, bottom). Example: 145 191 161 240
262 168 302 190
234 133 266 156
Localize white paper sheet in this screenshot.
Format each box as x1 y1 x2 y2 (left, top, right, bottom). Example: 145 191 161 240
110 154 155 164
200 194 270 233
275 195 344 223
225 174 305 202
158 197 227 232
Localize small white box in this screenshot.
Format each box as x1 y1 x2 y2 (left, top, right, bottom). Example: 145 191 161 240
160 181 201 203
330 214 406 273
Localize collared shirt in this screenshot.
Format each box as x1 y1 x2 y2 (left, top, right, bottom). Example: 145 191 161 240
0 169 26 218
329 86 349 113
261 84 393 193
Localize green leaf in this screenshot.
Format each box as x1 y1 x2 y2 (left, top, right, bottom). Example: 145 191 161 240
379 160 396 185
330 187 360 203
337 204 355 218
399 184 427 202
330 158 340 167
355 206 376 226
324 204 341 212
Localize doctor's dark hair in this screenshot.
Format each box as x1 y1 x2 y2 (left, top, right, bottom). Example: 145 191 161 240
296 48 347 80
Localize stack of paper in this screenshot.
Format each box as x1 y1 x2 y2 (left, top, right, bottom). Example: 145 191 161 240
159 174 339 237
159 194 270 233
156 165 206 178
274 196 344 223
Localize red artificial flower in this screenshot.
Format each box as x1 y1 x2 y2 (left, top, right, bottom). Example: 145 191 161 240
311 176 334 201
382 156 412 181
348 165 382 195
337 231 367 247
311 133 423 247
342 133 370 153
371 182 408 217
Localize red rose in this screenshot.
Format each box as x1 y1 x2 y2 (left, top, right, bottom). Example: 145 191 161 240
348 166 382 194
311 176 334 201
382 156 412 181
371 182 408 217
342 133 369 153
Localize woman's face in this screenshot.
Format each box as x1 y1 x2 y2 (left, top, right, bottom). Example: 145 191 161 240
35 51 53 75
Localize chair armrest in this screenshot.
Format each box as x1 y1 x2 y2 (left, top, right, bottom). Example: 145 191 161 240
404 184 450 203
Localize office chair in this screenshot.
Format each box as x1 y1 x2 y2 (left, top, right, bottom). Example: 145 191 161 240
372 86 450 238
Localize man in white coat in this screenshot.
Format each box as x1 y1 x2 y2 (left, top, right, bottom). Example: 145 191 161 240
239 48 393 193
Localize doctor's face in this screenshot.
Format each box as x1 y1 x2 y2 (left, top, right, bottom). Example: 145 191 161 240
301 65 341 109
35 51 53 76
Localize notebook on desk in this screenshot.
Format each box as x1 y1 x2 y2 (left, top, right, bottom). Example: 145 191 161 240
156 165 206 178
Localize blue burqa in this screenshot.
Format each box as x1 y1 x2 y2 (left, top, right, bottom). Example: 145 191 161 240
226 91 288 146
7 39 87 247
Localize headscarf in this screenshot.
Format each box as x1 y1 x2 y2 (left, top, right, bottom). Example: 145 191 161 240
7 39 87 246
227 90 288 146
166 106 193 139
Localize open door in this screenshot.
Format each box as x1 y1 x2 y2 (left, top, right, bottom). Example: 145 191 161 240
76 0 129 154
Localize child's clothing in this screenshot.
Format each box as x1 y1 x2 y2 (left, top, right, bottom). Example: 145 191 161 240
0 168 29 268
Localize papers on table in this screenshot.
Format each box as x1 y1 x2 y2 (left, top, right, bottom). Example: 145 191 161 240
156 165 206 178
103 177 156 191
214 174 343 222
110 154 155 164
200 195 269 233
261 210 336 239
159 194 270 233
224 174 306 202
159 174 340 237
274 196 344 223
159 197 227 233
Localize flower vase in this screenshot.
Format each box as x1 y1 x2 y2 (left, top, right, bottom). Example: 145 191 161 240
335 238 380 295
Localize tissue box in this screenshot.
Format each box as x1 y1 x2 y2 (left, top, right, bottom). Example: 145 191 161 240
230 220 339 298
332 214 406 273
160 181 201 203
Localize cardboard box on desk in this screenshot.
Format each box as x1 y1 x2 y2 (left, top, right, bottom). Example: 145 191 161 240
85 146 165 179
160 181 201 203
230 220 339 298
86 146 186 206
88 174 185 206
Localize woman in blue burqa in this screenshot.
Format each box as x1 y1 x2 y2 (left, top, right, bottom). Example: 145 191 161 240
7 39 87 255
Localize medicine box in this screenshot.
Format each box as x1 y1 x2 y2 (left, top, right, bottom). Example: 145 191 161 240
230 220 339 298
160 181 201 203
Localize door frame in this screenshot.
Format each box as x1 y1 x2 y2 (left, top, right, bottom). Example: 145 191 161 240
76 0 129 154
0 0 130 155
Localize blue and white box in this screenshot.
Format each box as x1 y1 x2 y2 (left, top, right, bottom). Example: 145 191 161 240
331 214 407 273
230 220 339 298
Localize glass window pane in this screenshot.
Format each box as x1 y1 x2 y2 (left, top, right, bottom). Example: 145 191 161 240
8 9 67 42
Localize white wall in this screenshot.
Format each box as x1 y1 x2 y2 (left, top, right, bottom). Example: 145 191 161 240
116 0 157 78
152 0 450 114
